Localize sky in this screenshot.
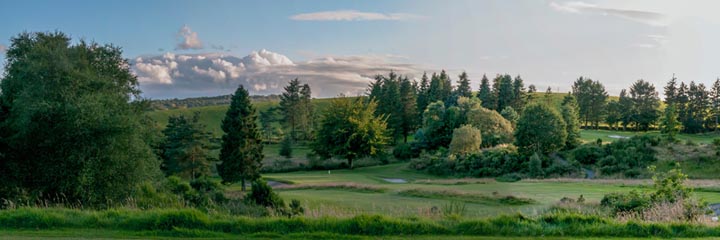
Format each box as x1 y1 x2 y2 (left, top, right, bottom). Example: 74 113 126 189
1 0 720 99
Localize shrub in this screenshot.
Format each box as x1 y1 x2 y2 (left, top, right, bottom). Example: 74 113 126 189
495 173 522 182
247 179 285 209
601 191 650 213
289 199 304 216
392 143 418 160
573 144 605 165
279 136 292 158
449 124 482 155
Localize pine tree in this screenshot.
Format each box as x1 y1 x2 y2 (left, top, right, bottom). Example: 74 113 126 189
496 74 515 111
218 85 264 191
660 103 680 140
279 78 302 140
618 89 633 130
399 76 419 142
455 72 472 99
710 78 720 131
416 72 430 114
664 74 678 105
512 75 526 111
477 74 494 109
561 95 581 149
162 112 215 180
299 84 314 140
629 79 661 131
279 135 292 158
677 82 689 132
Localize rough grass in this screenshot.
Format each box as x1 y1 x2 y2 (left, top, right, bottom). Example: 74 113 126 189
397 189 535 205
275 183 388 193
3 208 720 238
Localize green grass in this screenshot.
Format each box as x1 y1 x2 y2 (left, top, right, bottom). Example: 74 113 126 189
256 163 720 218
580 129 720 144
5 208 720 238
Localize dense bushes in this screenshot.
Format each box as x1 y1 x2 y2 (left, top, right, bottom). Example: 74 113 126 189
410 146 577 178
572 135 659 177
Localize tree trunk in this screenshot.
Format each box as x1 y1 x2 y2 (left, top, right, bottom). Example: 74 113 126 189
348 157 354 169
404 133 408 143
241 178 246 192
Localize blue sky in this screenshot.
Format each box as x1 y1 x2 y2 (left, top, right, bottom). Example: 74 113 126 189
2 0 720 98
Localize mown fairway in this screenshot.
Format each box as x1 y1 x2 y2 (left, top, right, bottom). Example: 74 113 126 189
256 163 720 218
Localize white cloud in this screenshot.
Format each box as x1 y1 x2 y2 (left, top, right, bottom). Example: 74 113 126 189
132 49 424 98
175 25 203 50
549 1 669 27
290 10 422 21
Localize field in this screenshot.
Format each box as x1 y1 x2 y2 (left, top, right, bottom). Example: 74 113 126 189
253 163 720 218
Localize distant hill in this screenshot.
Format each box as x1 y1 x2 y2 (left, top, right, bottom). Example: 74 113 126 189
145 92 618 136
149 94 282 110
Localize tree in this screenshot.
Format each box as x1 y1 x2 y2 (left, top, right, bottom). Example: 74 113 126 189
515 103 567 155
561 95 581 149
279 78 302 140
465 100 514 147
512 75 526 110
477 74 495 109
664 75 678 105
660 103 680 140
528 153 544 178
0 32 161 205
217 85 264 191
494 74 515 111
416 72 431 115
161 113 216 180
711 78 720 131
299 83 314 140
399 76 419 142
279 135 292 158
455 72 473 99
605 100 622 130
629 79 660 131
419 100 463 150
312 96 389 169
572 77 608 129
449 125 482 155
259 108 279 142
500 106 519 127
618 89 634 130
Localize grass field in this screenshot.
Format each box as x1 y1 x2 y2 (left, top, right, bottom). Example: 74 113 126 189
253 163 720 218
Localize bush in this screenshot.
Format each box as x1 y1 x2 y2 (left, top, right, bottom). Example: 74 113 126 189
495 173 522 182
247 179 285 209
572 144 605 165
601 191 650 213
393 143 419 160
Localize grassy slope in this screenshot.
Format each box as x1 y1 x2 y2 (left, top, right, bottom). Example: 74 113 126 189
257 163 720 218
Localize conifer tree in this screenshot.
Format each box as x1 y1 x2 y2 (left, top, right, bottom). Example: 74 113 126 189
561 95 581 149
218 85 264 191
399 76 419 142
455 72 473 99
477 74 494 109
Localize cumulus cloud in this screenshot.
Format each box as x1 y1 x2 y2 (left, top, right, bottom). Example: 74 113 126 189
550 1 669 27
290 10 422 21
175 25 203 50
132 49 424 98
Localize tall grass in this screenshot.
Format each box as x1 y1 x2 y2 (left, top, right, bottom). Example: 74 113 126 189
3 207 720 237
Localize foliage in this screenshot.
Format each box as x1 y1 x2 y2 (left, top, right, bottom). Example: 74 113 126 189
597 135 659 176
449 124 482 155
515 103 567 155
217 85 264 190
660 103 680 140
278 78 313 140
628 79 661 131
312 96 389 169
528 153 544 178
572 77 608 129
392 143 418 160
279 135 293 158
500 106 519 127
464 98 514 147
0 32 162 206
561 94 582 149
161 113 216 180
247 179 285 209
572 144 605 165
